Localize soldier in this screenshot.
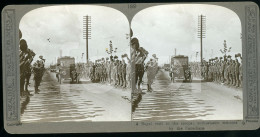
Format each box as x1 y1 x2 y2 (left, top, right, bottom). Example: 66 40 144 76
229 59 235 86
56 64 62 82
220 57 225 83
145 58 158 92
105 57 110 83
20 39 35 95
102 63 107 83
234 58 240 87
121 59 127 88
112 60 118 86
223 55 228 83
90 62 96 81
117 60 122 86
38 55 45 84
169 64 175 82
204 62 209 81
239 57 242 87
208 60 213 81
32 60 42 93
125 55 131 88
201 62 205 80
216 59 220 82
24 64 32 93
224 60 230 84
135 46 148 92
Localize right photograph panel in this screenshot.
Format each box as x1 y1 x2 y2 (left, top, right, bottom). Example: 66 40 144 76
131 4 243 121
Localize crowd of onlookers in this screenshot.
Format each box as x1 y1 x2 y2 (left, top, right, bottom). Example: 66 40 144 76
190 54 242 87
74 55 132 89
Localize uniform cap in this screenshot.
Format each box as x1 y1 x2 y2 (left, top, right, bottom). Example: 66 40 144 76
131 38 139 50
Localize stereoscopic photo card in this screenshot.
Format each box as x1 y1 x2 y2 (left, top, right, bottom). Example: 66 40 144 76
1 2 260 133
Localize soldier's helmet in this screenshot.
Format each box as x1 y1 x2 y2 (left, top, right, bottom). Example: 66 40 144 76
39 55 43 59
131 38 139 50
20 39 28 52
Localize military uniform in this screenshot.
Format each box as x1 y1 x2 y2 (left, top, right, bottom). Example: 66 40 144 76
126 59 131 88
221 61 225 83
24 65 32 92
122 61 127 87
33 61 42 93
112 62 117 85
231 61 236 85
234 60 240 87
20 39 35 95
239 63 242 87
146 59 158 92
225 62 230 84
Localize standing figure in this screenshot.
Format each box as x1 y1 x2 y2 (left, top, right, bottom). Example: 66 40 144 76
117 60 122 86
125 55 131 88
169 64 175 82
56 64 61 82
239 57 242 88
131 38 148 92
32 60 42 93
112 61 117 86
24 64 32 93
122 59 127 88
19 39 35 95
235 59 240 87
38 55 45 84
145 58 158 92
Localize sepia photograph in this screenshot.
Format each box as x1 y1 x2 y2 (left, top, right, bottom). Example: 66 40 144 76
2 2 259 133
19 5 131 122
131 4 243 121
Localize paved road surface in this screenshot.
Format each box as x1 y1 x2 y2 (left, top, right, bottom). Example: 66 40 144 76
133 69 243 121
20 71 131 123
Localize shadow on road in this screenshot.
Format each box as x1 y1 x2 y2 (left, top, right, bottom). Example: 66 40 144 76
173 79 206 83
61 81 93 84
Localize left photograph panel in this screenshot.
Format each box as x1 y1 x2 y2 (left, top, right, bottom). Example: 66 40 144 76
19 5 131 122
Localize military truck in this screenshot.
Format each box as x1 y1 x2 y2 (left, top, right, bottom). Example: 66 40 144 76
170 55 192 82
57 56 79 83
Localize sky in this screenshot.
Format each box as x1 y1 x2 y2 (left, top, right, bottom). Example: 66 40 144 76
19 5 130 66
131 4 242 65
20 4 242 66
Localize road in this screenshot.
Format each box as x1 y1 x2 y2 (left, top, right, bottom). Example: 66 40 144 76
20 71 131 123
132 69 243 121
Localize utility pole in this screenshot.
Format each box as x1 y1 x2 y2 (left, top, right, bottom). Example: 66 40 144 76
198 15 206 64
83 15 91 63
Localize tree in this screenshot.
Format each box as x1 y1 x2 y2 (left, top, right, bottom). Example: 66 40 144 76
220 40 231 56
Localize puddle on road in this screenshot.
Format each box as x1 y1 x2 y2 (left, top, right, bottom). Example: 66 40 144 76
21 72 105 123
133 70 215 121
133 88 215 121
